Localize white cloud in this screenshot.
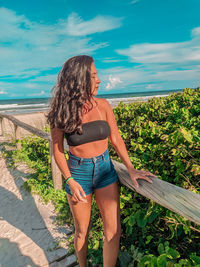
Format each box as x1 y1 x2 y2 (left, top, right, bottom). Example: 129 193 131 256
0 8 121 77
1 7 199 96
0 7 123 97
145 84 162 90
131 0 140 4
102 57 124 63
0 80 50 98
191 27 200 39
103 26 200 91
116 27 200 64
145 84 153 89
24 83 38 89
105 75 122 90
28 90 46 97
30 74 57 82
99 60 200 93
0 90 7 95
65 12 123 36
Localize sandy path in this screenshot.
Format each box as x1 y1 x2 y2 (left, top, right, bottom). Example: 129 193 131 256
0 136 77 267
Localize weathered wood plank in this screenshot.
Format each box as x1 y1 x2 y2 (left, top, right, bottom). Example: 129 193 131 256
112 160 200 225
49 140 63 190
0 113 50 141
0 117 3 135
0 113 65 190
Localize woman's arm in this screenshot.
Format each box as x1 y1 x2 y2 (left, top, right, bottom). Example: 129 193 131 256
50 127 72 179
50 127 87 202
103 99 157 187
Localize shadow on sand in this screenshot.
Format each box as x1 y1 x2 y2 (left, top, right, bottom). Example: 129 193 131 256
0 140 72 267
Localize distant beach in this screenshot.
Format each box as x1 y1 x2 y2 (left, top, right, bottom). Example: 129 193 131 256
0 89 185 138
0 89 185 115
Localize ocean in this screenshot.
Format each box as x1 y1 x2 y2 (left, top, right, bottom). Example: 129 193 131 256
0 89 185 115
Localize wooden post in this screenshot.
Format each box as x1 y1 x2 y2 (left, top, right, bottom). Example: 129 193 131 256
0 117 3 136
49 140 62 190
14 124 21 149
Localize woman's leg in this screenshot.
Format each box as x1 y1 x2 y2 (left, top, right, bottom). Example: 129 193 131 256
67 193 93 267
94 182 121 267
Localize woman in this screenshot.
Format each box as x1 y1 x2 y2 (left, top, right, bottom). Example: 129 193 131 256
47 55 157 267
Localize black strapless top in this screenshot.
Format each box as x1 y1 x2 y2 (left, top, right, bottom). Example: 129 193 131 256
65 120 110 146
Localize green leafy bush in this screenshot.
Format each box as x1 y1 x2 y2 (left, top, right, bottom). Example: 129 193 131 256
110 87 200 266
3 87 200 266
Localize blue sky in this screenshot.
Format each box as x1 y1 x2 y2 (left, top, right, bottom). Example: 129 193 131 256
0 0 200 99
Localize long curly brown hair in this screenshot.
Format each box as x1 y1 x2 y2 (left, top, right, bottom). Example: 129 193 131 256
46 55 95 134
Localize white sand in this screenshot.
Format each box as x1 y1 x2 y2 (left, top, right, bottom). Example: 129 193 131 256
0 135 78 266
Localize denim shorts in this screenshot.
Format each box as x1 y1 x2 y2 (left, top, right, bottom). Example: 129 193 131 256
65 148 118 196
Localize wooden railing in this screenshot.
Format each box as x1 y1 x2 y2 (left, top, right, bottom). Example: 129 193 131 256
0 113 64 189
0 113 200 226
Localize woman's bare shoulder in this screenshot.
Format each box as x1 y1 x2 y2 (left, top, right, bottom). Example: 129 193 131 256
94 97 110 108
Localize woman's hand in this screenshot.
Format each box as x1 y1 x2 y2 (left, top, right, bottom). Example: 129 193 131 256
67 179 88 203
128 167 158 188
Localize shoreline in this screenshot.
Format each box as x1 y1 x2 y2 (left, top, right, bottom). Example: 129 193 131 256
108 94 169 107
0 93 170 138
0 93 170 116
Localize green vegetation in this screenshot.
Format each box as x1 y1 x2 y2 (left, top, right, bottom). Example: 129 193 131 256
2 87 200 266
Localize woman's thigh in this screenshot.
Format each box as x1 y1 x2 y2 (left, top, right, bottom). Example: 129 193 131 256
67 193 93 233
94 182 121 239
